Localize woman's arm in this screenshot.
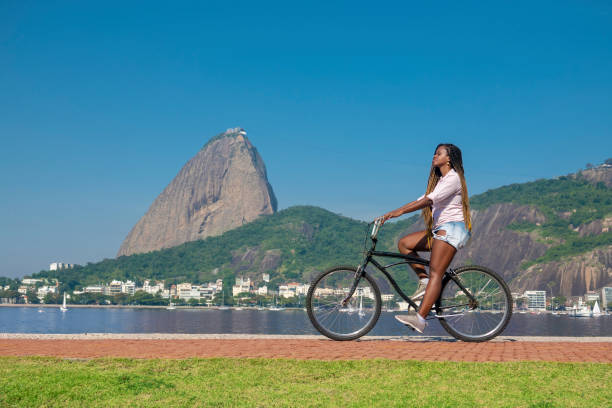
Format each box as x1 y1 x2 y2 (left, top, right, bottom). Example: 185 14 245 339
381 196 432 224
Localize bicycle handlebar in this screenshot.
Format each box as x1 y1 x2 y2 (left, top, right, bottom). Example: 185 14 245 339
370 217 383 239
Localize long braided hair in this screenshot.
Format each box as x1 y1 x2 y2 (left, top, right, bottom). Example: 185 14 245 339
422 144 472 246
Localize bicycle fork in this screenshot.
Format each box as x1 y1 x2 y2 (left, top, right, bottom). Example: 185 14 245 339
341 260 368 306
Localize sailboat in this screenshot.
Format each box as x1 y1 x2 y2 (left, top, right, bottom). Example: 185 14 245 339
592 301 602 316
269 295 283 311
358 293 365 317
218 291 230 310
60 293 68 312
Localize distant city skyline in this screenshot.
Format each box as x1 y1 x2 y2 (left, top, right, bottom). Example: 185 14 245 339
1 1 611 278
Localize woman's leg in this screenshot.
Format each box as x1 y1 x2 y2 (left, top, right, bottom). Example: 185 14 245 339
418 233 457 318
397 230 430 280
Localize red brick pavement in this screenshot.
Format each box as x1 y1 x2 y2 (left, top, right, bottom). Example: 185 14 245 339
1 339 611 362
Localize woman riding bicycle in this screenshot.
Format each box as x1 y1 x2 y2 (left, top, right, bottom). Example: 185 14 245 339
381 143 472 333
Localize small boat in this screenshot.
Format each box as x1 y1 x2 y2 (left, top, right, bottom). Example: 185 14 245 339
60 293 68 312
268 295 284 311
358 293 365 317
166 301 176 310
592 301 602 316
572 305 591 317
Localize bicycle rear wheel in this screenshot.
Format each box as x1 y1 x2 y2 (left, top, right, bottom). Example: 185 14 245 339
306 266 381 341
436 265 512 342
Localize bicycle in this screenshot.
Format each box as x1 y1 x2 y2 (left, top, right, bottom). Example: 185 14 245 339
306 218 513 342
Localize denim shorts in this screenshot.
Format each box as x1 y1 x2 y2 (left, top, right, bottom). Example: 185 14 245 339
433 221 471 249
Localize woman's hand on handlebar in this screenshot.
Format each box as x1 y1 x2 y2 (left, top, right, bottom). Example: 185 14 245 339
381 210 402 224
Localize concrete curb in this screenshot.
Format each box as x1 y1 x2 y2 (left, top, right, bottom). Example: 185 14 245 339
1 333 611 342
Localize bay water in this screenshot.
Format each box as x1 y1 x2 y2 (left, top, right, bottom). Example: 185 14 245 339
1 307 611 337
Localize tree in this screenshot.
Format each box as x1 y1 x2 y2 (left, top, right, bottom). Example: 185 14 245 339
25 290 40 304
43 292 61 304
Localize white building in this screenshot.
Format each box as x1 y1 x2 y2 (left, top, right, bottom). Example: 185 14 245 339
49 262 74 271
109 280 123 295
122 281 136 295
140 280 164 295
257 286 268 296
278 285 293 298
84 285 104 294
233 277 252 297
177 283 194 299
37 285 57 299
525 291 546 311
22 278 42 285
262 273 270 283
584 291 600 302
602 287 612 310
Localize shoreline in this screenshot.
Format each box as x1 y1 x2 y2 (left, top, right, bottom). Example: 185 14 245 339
1 333 612 342
0 304 305 310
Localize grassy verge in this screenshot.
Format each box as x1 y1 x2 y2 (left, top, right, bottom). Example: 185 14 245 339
1 357 610 407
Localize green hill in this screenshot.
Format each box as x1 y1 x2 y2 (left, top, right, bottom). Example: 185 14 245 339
471 172 612 268
23 167 612 296
31 206 418 290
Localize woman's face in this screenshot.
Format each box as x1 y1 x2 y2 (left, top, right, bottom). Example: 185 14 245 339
432 146 450 168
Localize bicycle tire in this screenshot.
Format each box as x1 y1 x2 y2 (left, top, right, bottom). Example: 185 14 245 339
436 265 513 342
306 265 382 341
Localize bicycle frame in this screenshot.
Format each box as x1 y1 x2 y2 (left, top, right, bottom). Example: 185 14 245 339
343 221 477 313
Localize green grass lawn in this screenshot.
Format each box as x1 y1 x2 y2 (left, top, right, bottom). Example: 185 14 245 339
0 357 610 407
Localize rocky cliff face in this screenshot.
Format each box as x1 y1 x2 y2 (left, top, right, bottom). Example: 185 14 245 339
117 128 277 257
397 200 612 296
513 247 612 296
401 203 550 283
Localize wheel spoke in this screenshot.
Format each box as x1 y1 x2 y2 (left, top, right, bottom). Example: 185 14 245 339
437 266 512 341
307 267 381 340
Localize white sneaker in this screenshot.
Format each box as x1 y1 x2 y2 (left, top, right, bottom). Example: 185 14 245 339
395 313 427 333
411 279 428 300
410 280 428 308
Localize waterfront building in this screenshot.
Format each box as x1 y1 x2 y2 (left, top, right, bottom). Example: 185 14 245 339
602 287 612 311
314 287 335 297
584 291 600 303
525 290 547 311
84 285 104 294
141 280 164 295
17 286 28 294
109 281 123 295
199 286 215 299
232 277 252 297
397 301 409 311
258 286 268 296
36 285 57 300
177 283 194 299
381 294 394 302
122 281 136 295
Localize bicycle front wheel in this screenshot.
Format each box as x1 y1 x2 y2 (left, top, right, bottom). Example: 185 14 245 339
436 265 512 342
306 266 382 341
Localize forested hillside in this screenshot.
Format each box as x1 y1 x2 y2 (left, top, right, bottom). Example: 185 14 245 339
31 206 418 289
22 166 612 296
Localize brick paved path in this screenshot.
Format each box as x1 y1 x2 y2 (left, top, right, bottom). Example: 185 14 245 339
1 338 610 362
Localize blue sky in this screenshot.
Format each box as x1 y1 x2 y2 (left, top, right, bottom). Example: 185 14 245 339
1 1 611 278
